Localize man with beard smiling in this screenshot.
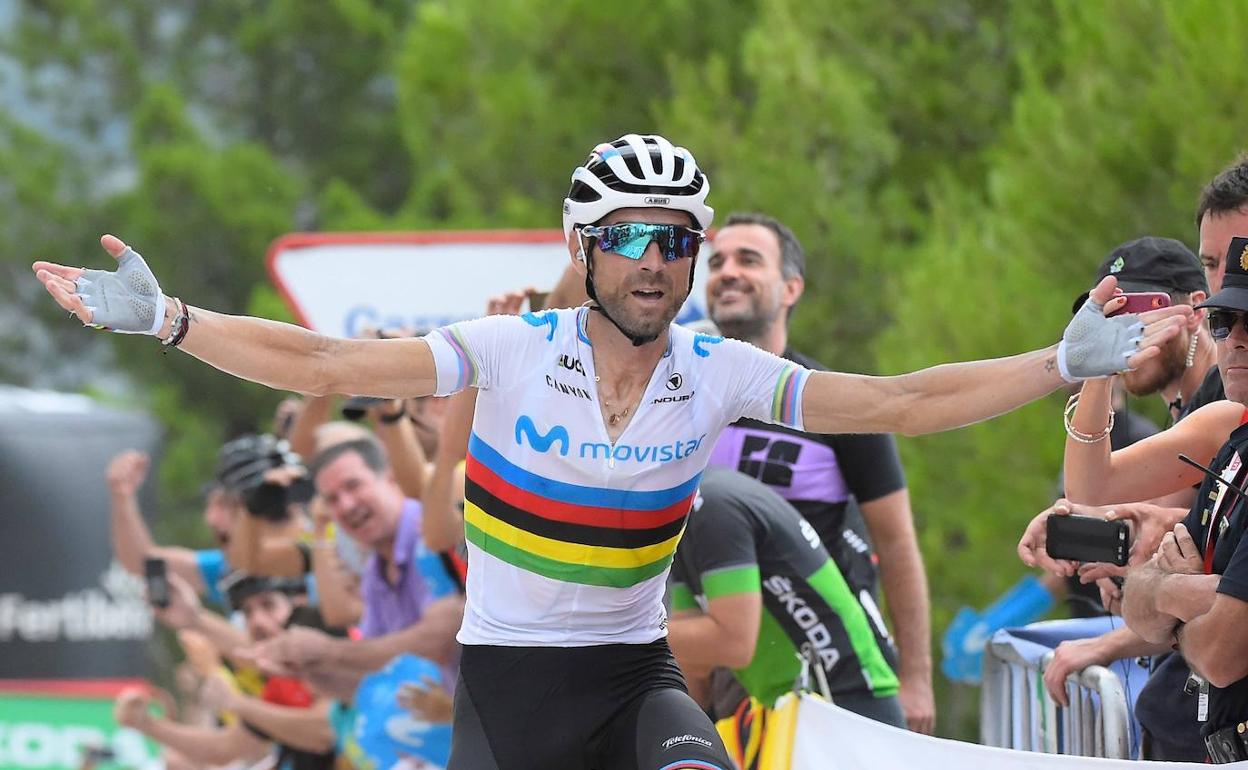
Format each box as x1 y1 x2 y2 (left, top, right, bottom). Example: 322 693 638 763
35 133 1189 770
702 213 935 733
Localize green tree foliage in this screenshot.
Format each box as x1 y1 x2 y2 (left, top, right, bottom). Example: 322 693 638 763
6 0 1248 738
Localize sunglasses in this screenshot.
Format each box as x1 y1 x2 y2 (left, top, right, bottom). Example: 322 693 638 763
580 223 705 262
1207 309 1248 341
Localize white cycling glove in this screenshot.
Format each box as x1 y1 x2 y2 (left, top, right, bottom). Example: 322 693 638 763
75 247 166 335
1057 298 1144 382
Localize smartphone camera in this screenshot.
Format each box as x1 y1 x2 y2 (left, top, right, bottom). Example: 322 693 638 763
144 558 170 609
1045 514 1130 566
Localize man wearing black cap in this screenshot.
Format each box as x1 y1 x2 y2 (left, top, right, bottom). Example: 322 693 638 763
1072 237 1214 414
1119 235 1248 762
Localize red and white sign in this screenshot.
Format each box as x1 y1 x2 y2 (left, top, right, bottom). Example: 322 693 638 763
266 231 711 337
266 231 568 337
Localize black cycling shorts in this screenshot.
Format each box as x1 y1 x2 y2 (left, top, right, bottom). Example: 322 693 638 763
448 639 731 770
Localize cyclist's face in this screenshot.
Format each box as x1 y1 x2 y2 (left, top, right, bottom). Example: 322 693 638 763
586 208 693 340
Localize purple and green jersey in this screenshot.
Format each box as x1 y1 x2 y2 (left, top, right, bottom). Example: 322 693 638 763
671 467 899 704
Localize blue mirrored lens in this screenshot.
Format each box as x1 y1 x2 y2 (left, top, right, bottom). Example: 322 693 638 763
588 224 702 262
599 224 653 260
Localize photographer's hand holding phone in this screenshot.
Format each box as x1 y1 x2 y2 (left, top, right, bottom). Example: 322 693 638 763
1017 500 1084 576
1018 498 1143 579
150 572 202 631
1075 502 1188 584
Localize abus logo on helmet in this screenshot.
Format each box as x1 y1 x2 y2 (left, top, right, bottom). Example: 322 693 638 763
644 196 670 205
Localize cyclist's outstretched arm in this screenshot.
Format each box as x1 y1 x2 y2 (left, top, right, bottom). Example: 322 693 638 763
34 235 438 398
801 279 1190 436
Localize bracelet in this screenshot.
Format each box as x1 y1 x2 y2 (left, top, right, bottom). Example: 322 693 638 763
1064 393 1115 444
161 297 190 353
378 402 407 424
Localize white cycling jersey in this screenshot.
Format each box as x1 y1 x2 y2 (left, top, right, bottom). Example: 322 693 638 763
424 306 812 646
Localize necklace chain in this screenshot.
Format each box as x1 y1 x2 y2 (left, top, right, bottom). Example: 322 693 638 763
595 374 632 426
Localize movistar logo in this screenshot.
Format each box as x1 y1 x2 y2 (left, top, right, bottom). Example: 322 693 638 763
514 416 704 464
514 416 569 456
522 310 557 341
579 434 705 464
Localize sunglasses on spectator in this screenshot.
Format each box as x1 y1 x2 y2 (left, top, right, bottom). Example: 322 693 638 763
1207 309 1248 341
580 223 705 262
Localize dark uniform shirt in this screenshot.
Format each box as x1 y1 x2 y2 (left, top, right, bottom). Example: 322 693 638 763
1135 365 1224 761
1182 415 1248 738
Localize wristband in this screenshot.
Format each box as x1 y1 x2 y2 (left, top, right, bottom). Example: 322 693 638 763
161 297 190 352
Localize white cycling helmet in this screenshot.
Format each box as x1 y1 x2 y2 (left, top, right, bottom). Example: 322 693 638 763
561 134 714 238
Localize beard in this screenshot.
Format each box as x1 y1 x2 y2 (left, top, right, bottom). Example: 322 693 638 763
709 284 782 343
594 272 686 341
1122 333 1189 397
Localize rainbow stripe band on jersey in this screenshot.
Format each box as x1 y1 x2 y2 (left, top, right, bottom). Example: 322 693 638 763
433 326 480 392
771 365 809 426
464 434 699 588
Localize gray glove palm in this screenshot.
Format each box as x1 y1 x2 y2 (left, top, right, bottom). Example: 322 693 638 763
1057 299 1143 382
75 247 166 335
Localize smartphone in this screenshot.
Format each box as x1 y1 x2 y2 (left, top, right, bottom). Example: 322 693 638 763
144 557 171 609
1045 514 1130 566
1107 292 1171 317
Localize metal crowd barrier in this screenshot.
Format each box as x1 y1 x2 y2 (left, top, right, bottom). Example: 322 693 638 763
982 635 1132 758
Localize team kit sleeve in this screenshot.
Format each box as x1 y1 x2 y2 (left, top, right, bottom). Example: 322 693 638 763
830 433 908 502
672 497 762 613
423 314 530 395
717 338 813 430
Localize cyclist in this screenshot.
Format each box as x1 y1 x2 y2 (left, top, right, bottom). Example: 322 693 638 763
667 467 904 766
704 213 932 732
35 133 1184 769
